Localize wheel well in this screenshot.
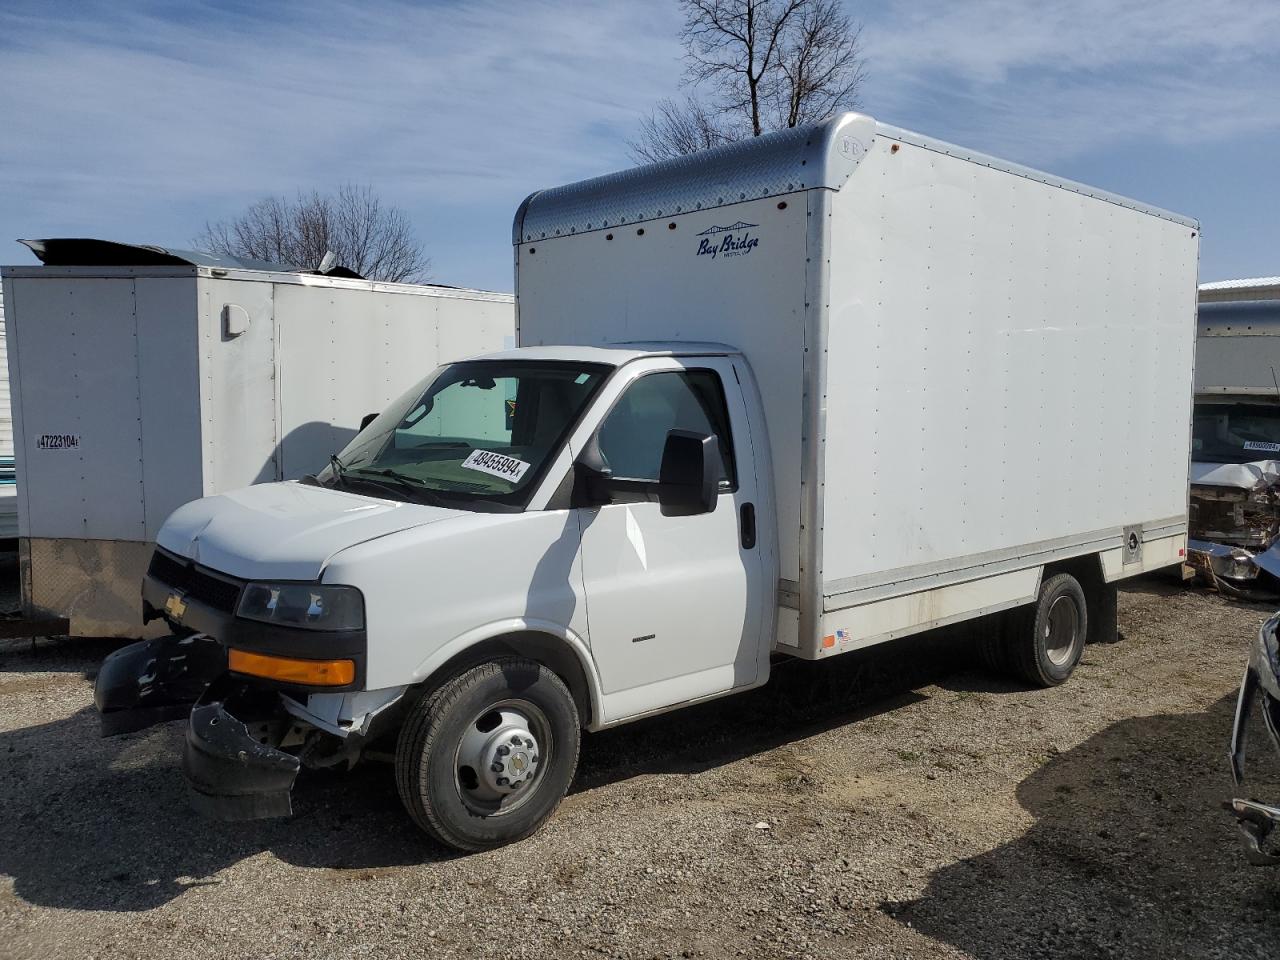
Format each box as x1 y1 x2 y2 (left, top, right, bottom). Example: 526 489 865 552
1042 553 1117 646
1043 554 1104 590
414 632 594 728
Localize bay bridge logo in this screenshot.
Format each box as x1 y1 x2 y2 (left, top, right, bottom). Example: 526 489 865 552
695 221 760 260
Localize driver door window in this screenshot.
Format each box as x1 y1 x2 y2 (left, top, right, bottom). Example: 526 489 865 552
595 370 736 488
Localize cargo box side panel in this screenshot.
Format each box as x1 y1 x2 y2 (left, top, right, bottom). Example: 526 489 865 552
436 293 516 364
516 196 810 580
198 278 279 494
135 278 203 537
273 286 513 478
820 134 1198 597
7 276 146 541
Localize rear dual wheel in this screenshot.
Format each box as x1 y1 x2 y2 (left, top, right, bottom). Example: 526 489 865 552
979 573 1088 687
395 658 580 852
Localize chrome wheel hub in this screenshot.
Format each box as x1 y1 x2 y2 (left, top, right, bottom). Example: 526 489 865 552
483 726 540 793
455 701 549 815
1044 595 1080 666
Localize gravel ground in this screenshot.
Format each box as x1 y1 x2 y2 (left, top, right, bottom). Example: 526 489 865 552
2 575 1278 960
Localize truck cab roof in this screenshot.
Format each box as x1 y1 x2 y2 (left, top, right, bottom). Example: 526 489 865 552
470 342 741 366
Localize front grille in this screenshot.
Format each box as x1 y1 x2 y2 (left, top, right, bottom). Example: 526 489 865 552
148 550 244 613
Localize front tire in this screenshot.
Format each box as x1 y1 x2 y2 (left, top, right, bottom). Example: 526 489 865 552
395 658 580 851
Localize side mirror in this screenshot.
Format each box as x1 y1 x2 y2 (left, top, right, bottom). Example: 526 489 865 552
359 412 378 432
658 430 720 516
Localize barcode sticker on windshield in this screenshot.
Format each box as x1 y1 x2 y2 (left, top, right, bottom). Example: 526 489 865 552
1243 441 1280 452
462 450 531 483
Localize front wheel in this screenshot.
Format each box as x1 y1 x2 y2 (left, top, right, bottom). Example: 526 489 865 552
395 658 581 851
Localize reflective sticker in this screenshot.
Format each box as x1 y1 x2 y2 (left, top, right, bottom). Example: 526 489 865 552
461 449 531 483
1244 441 1280 452
822 634 835 649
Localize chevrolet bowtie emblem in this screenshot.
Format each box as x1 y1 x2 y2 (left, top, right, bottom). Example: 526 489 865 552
164 592 188 620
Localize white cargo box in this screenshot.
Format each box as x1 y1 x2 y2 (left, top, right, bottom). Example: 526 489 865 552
2 245 514 637
515 113 1199 658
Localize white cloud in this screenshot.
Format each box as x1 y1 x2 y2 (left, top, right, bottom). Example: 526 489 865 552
860 0 1280 162
0 0 684 283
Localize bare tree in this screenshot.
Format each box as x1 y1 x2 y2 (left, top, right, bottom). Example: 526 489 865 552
629 97 732 163
196 184 430 282
629 0 865 162
772 2 866 129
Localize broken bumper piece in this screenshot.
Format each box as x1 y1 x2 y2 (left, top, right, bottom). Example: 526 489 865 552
95 633 226 737
184 698 301 821
1228 612 1280 865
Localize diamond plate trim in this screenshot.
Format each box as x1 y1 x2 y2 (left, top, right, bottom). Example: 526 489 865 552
514 113 877 243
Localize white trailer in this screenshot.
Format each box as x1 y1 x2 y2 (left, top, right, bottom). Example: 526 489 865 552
2 241 514 638
96 115 1199 850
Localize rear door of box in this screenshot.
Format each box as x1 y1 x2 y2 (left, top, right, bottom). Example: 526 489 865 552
6 274 202 635
9 276 147 542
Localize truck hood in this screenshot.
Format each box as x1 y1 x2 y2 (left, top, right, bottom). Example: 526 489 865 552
1191 459 1280 493
156 481 465 581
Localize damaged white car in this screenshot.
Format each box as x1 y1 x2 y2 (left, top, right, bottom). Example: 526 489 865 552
1188 443 1280 591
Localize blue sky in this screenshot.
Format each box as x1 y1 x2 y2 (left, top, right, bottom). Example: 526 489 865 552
1 0 1277 291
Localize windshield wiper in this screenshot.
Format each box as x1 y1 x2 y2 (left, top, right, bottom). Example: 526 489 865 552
320 453 349 489
347 467 450 507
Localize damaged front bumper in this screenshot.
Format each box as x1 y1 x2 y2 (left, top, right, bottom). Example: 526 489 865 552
1228 612 1280 865
1188 466 1280 590
1186 539 1280 588
94 632 408 822
95 632 226 736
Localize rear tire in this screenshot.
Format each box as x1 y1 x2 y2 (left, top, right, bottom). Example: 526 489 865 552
975 625 1010 674
1007 573 1088 687
395 658 580 851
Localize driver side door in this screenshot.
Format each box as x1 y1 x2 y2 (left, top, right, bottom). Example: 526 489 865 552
574 357 766 723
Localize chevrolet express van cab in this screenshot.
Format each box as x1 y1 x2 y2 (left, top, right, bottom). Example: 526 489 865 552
96 114 1200 851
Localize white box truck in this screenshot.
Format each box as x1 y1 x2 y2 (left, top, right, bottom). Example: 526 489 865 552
2 240 514 638
94 114 1199 851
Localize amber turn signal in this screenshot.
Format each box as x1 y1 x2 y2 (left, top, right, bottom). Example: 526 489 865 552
228 649 355 686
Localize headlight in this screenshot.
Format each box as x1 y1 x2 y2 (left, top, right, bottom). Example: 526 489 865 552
236 583 365 631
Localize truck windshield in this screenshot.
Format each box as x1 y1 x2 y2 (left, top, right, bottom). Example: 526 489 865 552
1192 402 1280 464
322 360 612 509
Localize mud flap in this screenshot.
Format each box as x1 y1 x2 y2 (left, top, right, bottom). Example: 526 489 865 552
94 633 226 737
